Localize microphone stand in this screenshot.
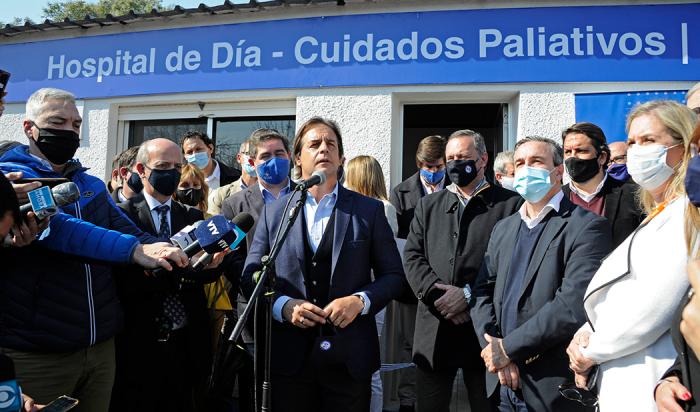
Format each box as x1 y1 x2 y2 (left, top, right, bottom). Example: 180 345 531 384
227 187 308 412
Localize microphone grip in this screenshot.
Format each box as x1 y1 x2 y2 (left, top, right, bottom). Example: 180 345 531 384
182 240 202 258
192 252 213 271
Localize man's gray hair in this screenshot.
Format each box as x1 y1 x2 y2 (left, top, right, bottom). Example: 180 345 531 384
26 88 76 121
448 129 487 156
136 140 154 166
686 82 700 102
514 136 564 166
493 151 514 174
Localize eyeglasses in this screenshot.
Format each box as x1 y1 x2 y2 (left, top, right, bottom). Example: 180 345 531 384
610 155 627 164
559 365 600 408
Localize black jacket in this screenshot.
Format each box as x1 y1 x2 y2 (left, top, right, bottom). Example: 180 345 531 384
391 172 449 239
403 183 521 371
563 177 644 248
218 160 242 187
472 196 612 411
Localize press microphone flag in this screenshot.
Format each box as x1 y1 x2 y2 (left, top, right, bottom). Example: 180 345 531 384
19 182 80 220
0 354 21 412
194 213 254 254
191 213 255 270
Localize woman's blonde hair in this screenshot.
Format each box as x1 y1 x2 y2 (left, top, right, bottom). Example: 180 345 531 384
344 155 388 201
176 164 209 213
687 123 700 258
626 100 696 215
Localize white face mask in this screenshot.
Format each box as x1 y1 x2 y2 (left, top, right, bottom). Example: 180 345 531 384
627 143 679 191
499 176 515 191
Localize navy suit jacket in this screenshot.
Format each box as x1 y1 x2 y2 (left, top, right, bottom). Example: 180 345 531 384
242 185 406 379
471 196 611 411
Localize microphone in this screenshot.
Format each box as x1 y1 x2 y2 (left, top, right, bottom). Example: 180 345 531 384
169 221 203 250
191 213 255 271
19 182 80 220
0 354 22 412
297 170 326 191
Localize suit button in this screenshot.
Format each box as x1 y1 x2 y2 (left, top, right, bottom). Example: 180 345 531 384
417 292 423 299
449 258 454 265
452 232 458 238
312 262 317 267
312 281 317 286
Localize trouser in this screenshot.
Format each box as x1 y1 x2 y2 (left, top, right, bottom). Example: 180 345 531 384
370 309 386 412
497 386 529 412
415 364 491 412
272 362 371 412
397 302 417 407
2 338 116 412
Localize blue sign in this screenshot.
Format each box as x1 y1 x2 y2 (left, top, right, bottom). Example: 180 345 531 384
575 90 688 142
0 3 697 102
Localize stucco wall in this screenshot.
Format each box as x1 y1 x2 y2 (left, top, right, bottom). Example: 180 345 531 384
516 92 576 143
296 93 394 186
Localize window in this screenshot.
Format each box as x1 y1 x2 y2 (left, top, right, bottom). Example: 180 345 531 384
129 119 207 147
213 116 295 167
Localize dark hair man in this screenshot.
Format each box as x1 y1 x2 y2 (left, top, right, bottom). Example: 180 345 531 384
110 146 141 203
404 129 521 412
209 138 258 215
471 136 611 411
242 116 405 412
561 122 643 247
180 130 241 193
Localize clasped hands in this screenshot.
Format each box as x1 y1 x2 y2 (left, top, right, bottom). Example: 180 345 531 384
566 330 596 389
433 283 470 325
283 295 364 329
481 333 520 390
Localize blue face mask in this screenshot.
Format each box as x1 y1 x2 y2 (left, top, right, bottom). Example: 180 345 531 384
513 165 555 203
420 168 446 185
256 157 290 185
686 154 700 207
186 151 210 169
241 155 257 177
608 163 630 182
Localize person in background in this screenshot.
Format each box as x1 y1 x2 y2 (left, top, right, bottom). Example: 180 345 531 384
180 130 241 196
389 134 447 412
111 146 141 204
175 163 209 212
344 155 399 412
493 151 515 191
209 139 257 215
562 122 643 248
687 82 700 114
607 141 629 182
404 130 521 412
108 153 120 193
654 122 700 412
567 101 697 412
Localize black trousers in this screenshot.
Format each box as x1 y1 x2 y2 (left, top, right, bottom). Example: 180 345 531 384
415 364 491 412
271 362 371 412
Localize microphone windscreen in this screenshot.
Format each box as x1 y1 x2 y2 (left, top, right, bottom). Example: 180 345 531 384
195 215 237 253
232 212 254 234
312 170 327 185
52 182 81 206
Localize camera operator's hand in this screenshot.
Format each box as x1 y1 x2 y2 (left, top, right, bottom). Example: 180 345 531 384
8 211 49 247
131 242 188 270
5 171 41 204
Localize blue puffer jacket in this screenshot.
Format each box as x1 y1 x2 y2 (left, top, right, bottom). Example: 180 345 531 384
0 145 155 352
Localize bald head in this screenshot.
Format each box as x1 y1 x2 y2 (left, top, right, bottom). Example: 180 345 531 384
136 138 184 200
608 141 628 165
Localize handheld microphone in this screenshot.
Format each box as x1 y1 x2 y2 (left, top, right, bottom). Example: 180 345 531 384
19 182 80 220
169 221 203 250
191 213 255 271
297 170 326 191
0 354 21 412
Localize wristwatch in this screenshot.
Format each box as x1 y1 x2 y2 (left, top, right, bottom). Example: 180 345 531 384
463 285 473 305
356 294 366 309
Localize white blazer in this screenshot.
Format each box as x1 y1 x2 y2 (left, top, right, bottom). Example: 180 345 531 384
577 197 690 412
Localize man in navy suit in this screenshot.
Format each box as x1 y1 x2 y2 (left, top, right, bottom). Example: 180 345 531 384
243 117 406 412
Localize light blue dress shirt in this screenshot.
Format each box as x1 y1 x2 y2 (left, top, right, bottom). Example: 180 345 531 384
259 180 291 204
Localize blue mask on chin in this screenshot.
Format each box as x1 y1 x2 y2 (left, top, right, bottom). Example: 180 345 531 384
608 163 630 182
256 157 290 185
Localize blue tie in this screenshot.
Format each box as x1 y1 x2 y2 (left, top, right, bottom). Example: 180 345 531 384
155 205 170 239
154 204 186 334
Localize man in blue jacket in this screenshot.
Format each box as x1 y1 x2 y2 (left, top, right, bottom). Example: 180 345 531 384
0 88 188 411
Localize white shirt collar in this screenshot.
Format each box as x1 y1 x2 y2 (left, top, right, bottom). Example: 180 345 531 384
205 160 221 186
420 174 445 195
518 190 563 229
143 190 172 211
569 173 608 203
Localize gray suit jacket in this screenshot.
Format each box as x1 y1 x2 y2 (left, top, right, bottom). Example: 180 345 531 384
471 195 611 411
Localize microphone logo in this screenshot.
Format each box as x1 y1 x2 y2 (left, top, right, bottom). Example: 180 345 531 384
207 220 220 236
0 383 19 410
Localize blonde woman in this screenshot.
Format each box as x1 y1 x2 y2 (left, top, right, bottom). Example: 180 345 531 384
344 155 397 412
566 101 698 411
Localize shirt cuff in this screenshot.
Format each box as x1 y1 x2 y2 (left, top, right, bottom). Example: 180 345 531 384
272 295 292 323
353 292 371 315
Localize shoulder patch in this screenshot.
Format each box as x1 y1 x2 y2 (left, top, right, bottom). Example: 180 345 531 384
82 191 94 198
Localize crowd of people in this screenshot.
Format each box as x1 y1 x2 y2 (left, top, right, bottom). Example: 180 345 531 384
0 82 698 412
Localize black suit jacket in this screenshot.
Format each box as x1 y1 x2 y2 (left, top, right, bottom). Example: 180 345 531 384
218 160 242 187
563 177 644 248
391 172 451 240
403 183 521 371
242 186 406 379
663 290 700 411
471 196 611 411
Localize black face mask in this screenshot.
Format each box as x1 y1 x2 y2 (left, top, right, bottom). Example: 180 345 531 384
147 167 181 197
33 125 80 165
565 157 601 184
126 172 143 194
446 159 479 187
175 188 203 207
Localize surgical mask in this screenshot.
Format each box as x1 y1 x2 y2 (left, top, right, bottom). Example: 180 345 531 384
499 176 515 191
513 166 555 203
420 168 446 185
565 157 601 184
256 157 290 185
685 145 700 207
186 151 210 169
33 125 80 165
627 143 679 191
126 172 143 193
446 159 478 187
175 188 204 207
608 163 630 182
241 155 257 177
146 167 181 197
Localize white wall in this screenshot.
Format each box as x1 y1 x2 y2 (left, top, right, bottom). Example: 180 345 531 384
516 92 576 143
